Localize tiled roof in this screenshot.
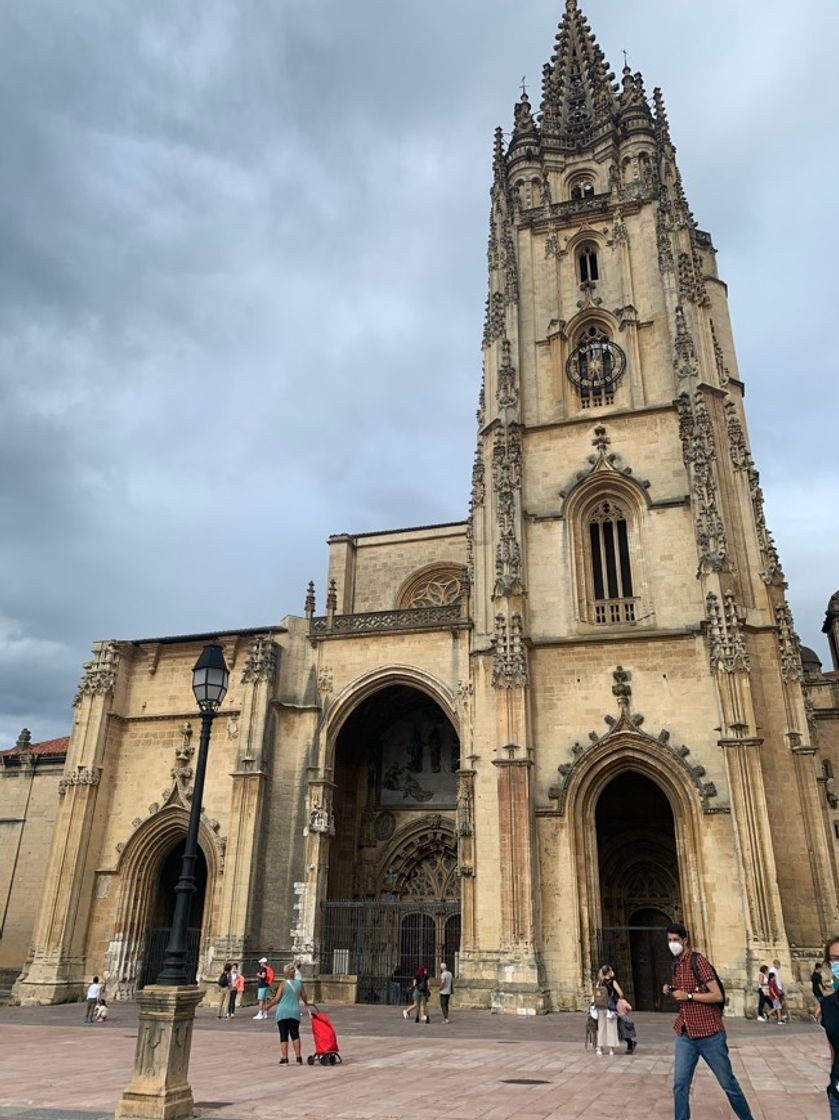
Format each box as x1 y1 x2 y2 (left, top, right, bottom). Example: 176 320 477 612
1 735 70 760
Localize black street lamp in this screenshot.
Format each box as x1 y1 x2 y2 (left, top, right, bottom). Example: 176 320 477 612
157 642 229 985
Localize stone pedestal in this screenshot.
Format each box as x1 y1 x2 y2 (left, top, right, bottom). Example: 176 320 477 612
115 985 204 1120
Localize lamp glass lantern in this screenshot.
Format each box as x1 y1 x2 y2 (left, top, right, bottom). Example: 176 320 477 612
192 643 229 712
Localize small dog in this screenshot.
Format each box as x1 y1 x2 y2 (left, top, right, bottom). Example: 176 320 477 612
584 1004 598 1049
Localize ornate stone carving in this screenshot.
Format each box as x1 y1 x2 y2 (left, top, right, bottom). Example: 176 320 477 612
171 727 195 800
492 612 528 689
548 672 721 814
611 209 628 244
483 291 506 346
73 641 119 706
496 338 518 409
492 423 523 595
705 591 750 672
724 399 750 471
471 448 485 507
557 425 652 505
676 390 728 572
317 666 333 695
775 601 803 682
747 468 785 586
308 799 334 835
655 191 674 273
611 665 632 709
310 604 464 637
241 634 279 686
544 229 562 259
58 766 102 796
456 769 474 837
673 304 699 381
677 248 707 305
501 220 519 305
710 320 730 386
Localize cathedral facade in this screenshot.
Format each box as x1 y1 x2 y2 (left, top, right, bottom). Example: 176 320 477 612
5 2 839 1014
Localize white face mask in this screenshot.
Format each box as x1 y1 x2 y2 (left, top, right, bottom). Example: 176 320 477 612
668 941 683 957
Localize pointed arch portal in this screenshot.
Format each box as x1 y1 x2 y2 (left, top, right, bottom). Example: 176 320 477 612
319 683 461 1004
594 771 683 1010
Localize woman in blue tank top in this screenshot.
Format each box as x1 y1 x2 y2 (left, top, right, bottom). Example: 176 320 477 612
266 962 310 1064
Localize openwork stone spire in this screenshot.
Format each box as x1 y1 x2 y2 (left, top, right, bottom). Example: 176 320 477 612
540 0 618 149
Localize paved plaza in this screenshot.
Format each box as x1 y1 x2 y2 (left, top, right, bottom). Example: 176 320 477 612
0 1001 833 1120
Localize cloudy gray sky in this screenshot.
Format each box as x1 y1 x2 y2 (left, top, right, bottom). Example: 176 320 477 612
1 0 837 746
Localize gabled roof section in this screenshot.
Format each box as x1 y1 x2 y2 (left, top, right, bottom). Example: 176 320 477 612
539 0 618 150
2 733 69 765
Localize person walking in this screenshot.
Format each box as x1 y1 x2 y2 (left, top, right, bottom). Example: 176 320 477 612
217 962 232 1019
767 970 784 1024
663 922 754 1120
814 958 830 1021
772 958 789 1022
266 962 311 1065
254 958 273 1020
228 964 241 1017
84 976 102 1023
439 961 453 1023
818 936 839 1118
756 965 771 1022
413 965 431 1023
593 965 622 1056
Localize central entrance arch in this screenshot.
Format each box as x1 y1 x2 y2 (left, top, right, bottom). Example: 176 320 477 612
321 683 461 1003
595 771 682 1010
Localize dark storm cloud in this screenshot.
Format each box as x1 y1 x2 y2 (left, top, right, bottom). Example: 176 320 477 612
1 1 837 744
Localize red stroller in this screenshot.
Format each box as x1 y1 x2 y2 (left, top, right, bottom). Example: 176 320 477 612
306 1007 342 1065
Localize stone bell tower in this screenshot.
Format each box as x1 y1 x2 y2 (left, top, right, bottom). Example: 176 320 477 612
463 0 839 1013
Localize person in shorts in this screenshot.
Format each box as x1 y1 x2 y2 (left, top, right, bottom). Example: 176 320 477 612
266 962 311 1065
254 957 272 1020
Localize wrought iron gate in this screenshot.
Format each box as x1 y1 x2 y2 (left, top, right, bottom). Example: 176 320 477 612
138 927 201 989
321 900 460 1004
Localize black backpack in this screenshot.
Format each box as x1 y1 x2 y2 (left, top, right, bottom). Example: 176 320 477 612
675 951 726 1008
416 974 429 994
218 970 228 989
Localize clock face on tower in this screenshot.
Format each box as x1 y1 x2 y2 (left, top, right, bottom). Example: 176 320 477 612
565 326 627 404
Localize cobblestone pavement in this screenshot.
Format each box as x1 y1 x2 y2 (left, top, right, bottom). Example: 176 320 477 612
0 1001 832 1119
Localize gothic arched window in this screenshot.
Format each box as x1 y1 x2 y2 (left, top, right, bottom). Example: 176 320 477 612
588 499 635 624
570 176 595 201
578 245 599 284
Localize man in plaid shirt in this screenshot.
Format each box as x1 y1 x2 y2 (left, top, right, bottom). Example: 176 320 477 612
663 922 754 1120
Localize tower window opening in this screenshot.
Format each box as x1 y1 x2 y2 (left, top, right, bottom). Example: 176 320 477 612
570 177 595 201
588 500 635 624
566 325 626 408
579 246 599 284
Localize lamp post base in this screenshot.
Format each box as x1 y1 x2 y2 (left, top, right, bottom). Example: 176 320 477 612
115 985 204 1120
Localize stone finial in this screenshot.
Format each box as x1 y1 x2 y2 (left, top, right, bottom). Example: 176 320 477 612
304 580 316 620
326 579 337 614
16 728 32 750
612 665 631 710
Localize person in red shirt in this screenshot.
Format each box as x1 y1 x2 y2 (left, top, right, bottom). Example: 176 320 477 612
662 922 754 1120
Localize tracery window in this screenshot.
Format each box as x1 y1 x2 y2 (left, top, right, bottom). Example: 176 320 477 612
588 500 636 624
399 566 466 609
565 325 626 408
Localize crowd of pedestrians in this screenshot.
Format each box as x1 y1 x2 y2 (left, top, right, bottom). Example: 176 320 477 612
77 931 839 1116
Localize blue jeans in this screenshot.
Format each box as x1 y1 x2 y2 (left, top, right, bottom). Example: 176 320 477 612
673 1030 754 1120
829 1087 839 1120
